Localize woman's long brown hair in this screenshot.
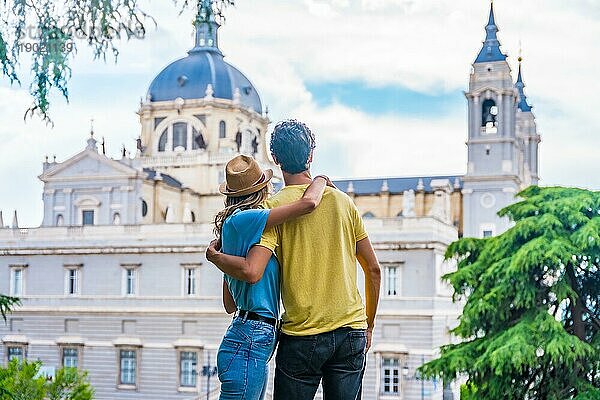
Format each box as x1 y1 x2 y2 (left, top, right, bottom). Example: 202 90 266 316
213 186 270 245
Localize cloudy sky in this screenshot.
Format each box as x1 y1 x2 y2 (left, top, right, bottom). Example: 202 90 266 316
1 0 599 227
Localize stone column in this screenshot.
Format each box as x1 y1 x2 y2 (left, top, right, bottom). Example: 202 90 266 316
64 188 73 225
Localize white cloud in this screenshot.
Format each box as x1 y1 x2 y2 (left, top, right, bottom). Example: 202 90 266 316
1 0 599 227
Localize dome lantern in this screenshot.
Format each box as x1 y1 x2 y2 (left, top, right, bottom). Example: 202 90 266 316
190 0 222 55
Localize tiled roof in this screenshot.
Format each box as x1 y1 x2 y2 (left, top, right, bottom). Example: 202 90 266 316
333 175 463 195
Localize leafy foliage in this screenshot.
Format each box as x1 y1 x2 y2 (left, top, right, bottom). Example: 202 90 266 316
46 366 95 400
0 294 21 322
0 359 94 400
420 186 600 399
0 0 234 122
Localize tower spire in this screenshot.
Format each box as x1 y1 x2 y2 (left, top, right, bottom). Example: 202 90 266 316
190 0 221 54
515 56 533 112
474 2 507 63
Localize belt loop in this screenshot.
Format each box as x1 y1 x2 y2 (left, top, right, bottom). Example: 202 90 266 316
241 310 248 323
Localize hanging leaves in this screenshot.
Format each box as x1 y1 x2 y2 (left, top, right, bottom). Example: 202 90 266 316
0 0 235 123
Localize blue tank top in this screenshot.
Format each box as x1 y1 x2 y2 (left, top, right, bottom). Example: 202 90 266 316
221 208 280 319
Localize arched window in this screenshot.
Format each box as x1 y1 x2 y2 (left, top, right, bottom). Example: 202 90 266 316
113 213 121 225
173 122 188 150
56 214 64 226
191 211 196 223
481 99 498 134
158 129 167 152
141 200 148 217
362 212 375 219
219 121 226 139
192 127 207 150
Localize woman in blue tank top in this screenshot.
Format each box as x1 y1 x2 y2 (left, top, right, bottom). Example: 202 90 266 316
209 155 331 400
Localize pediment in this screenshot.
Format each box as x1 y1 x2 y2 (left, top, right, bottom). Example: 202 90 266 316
38 149 139 182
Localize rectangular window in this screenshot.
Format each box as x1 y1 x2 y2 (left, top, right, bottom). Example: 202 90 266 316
126 269 135 295
384 266 399 296
185 268 196 296
7 346 24 362
381 357 400 394
62 348 79 368
173 122 188 150
82 210 94 226
68 269 78 295
480 223 496 239
180 351 197 387
119 350 137 385
11 268 23 296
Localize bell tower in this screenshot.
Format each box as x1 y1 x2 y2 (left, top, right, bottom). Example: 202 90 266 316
462 2 522 238
515 57 541 186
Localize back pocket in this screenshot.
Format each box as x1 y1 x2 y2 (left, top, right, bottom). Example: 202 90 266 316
217 340 243 377
276 335 317 377
346 330 367 371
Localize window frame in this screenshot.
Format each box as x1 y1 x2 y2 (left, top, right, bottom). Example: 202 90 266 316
172 121 189 151
60 345 82 369
64 264 83 296
5 342 28 363
156 120 207 153
177 348 199 390
181 264 200 297
9 264 27 297
380 356 401 395
121 264 141 297
382 263 402 298
479 223 496 238
81 210 95 226
75 196 100 226
158 128 168 152
219 120 226 139
116 346 140 389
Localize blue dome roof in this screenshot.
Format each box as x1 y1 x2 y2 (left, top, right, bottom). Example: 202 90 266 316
147 51 263 114
147 4 262 114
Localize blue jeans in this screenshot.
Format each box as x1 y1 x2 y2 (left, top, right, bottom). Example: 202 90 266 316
217 317 277 400
274 327 367 400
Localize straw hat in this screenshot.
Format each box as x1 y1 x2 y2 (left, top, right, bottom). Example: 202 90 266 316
219 155 273 197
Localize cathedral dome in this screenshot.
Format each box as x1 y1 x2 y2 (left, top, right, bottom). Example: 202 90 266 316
146 2 262 114
147 51 262 114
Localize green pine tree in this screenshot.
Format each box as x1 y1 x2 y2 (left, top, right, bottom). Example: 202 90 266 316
420 186 600 399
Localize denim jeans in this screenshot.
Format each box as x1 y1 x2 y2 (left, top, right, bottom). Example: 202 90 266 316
217 317 277 400
274 327 367 400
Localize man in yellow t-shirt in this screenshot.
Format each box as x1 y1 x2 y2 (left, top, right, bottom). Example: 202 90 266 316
261 120 381 400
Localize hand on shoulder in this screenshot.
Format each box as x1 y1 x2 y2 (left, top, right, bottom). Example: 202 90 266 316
314 174 337 189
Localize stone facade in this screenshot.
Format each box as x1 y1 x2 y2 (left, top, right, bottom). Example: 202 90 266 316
0 217 460 399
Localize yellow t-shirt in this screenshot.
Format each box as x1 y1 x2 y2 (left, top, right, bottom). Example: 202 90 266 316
259 184 369 336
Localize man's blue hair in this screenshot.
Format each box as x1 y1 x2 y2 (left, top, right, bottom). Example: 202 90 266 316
270 119 316 174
